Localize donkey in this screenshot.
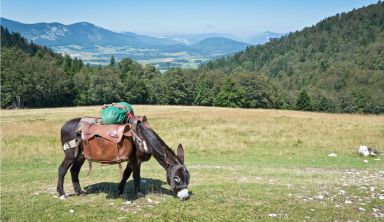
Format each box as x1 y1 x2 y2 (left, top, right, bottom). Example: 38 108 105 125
57 117 190 200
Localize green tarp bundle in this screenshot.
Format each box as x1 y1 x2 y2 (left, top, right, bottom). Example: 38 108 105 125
100 102 134 124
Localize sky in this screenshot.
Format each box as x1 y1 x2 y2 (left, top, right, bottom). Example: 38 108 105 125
1 0 379 38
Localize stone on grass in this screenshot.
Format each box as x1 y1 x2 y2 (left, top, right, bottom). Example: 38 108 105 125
268 213 277 217
345 200 352 204
69 209 74 214
370 187 375 192
328 153 337 157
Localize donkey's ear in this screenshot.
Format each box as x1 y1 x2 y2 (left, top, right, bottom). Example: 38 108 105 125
177 144 184 164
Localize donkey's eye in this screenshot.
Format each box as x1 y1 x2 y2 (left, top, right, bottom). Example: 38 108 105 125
174 176 181 183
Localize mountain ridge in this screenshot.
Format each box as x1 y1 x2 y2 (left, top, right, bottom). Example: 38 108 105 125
0 17 257 67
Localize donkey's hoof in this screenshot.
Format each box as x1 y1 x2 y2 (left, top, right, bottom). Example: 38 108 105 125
135 192 145 199
75 190 86 196
59 195 67 200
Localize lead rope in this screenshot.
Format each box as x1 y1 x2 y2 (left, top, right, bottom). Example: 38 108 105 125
130 129 149 153
87 160 92 176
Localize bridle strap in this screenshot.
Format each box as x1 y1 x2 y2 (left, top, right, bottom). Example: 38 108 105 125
167 164 186 190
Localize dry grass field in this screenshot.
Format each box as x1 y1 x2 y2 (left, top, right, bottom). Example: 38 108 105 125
1 105 383 221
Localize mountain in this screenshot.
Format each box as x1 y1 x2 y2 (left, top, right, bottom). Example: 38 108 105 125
0 18 186 48
164 33 243 45
190 37 249 54
245 31 285 45
0 17 249 68
122 32 181 46
201 2 384 113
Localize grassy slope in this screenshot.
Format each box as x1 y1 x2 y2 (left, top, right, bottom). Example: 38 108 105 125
1 106 383 221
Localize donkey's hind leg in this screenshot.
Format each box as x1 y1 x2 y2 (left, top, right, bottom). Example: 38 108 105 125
57 157 74 199
118 162 133 196
70 155 86 195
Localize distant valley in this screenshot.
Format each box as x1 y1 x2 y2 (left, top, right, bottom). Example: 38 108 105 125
0 18 284 70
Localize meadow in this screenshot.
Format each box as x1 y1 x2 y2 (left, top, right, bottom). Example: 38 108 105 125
1 105 383 221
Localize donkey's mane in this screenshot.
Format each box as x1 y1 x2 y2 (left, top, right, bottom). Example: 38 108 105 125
147 128 177 156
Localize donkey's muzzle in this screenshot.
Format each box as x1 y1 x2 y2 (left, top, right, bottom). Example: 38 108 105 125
177 188 189 200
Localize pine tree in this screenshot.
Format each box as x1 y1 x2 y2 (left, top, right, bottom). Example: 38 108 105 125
110 55 116 67
296 90 312 111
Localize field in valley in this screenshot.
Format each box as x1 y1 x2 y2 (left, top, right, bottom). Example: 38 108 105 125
1 105 383 221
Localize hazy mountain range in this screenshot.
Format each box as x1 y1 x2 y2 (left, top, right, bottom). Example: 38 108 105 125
0 17 284 69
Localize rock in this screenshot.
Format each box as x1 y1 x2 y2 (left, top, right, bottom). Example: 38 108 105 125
316 195 324 200
379 195 384 200
268 213 277 217
358 207 366 211
345 200 352 204
310 209 315 212
147 198 153 203
328 153 337 157
359 145 379 157
125 201 132 205
69 209 74 214
109 203 115 206
363 160 369 163
370 187 375 192
359 145 370 157
373 212 384 218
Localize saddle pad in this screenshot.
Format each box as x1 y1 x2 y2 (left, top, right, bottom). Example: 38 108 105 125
81 122 132 143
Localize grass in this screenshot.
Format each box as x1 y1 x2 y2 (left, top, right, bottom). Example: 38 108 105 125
1 105 383 221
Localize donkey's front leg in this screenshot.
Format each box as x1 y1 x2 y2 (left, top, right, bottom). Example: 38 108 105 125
132 162 144 198
118 162 133 195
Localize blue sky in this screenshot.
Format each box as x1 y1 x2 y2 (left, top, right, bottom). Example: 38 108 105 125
1 0 378 37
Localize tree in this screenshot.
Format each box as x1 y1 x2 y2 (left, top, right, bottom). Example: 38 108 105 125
110 55 116 67
87 67 124 104
215 77 244 107
235 72 278 108
296 90 312 111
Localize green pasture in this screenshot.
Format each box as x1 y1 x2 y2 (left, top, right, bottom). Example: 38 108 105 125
1 106 383 221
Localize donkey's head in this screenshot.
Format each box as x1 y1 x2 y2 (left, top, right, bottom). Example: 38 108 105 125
134 120 190 200
166 144 190 200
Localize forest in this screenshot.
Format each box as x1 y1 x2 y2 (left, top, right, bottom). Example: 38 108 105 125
1 2 383 113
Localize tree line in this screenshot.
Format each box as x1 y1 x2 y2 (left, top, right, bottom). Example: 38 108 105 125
1 26 282 110
1 2 383 114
